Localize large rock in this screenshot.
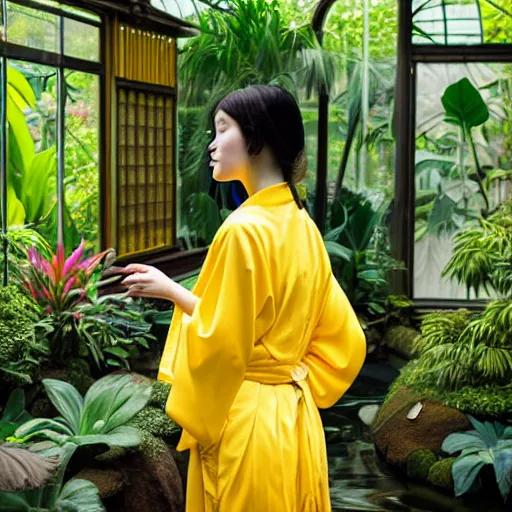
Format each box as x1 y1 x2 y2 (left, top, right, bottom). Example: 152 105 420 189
104 438 184 512
373 385 470 465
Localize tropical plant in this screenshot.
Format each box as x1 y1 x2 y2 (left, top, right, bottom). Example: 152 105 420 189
442 200 512 298
442 78 491 213
442 415 512 502
19 240 115 318
0 389 32 442
0 441 104 511
409 300 512 391
324 188 404 319
415 76 512 242
6 66 56 229
71 295 156 370
10 374 151 448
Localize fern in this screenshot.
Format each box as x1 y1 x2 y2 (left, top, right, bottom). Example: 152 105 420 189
442 200 512 298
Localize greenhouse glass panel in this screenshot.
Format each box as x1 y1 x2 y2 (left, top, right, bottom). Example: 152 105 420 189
412 0 512 45
413 62 512 299
65 71 100 252
6 1 59 53
64 18 100 62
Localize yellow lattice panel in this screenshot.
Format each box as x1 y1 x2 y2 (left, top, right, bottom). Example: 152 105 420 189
113 17 176 87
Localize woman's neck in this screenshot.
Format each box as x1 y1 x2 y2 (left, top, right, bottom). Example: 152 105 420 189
242 151 285 197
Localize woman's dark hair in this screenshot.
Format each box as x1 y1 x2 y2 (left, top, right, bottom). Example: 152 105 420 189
214 85 307 209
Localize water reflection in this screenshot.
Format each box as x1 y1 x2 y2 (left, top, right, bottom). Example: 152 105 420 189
324 363 508 512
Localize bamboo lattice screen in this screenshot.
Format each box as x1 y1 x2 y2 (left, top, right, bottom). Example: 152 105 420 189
117 87 174 254
113 19 176 255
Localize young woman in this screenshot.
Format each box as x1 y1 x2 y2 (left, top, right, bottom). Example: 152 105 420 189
121 85 366 512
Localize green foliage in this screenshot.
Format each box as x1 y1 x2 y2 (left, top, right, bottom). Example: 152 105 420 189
324 188 404 320
71 295 157 371
149 381 171 410
414 310 473 354
15 240 155 370
442 200 512 298
11 374 151 449
6 66 56 229
0 389 32 441
406 449 438 480
180 0 331 106
0 285 45 386
408 299 512 392
427 457 455 490
442 416 512 501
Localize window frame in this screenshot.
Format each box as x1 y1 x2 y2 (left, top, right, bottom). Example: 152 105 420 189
0 0 105 266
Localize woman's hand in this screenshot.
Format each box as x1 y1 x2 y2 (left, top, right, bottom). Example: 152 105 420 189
120 264 199 315
120 264 176 301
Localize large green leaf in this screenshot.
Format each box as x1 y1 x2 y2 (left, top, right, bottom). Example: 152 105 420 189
42 379 84 435
80 374 151 435
494 448 512 501
6 185 26 227
21 147 57 222
14 418 75 440
1 389 31 425
7 96 34 187
7 66 36 111
57 478 106 512
441 78 489 130
442 431 486 454
452 454 488 496
324 241 353 262
72 425 141 448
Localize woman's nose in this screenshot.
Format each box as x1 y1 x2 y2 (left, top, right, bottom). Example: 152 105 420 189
208 140 216 152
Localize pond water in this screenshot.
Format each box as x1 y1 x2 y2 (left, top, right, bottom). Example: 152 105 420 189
324 362 508 512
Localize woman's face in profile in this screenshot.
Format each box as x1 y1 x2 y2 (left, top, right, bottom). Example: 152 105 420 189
208 110 249 182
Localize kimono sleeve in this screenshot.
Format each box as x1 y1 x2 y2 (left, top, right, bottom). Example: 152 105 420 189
304 274 366 409
162 223 270 450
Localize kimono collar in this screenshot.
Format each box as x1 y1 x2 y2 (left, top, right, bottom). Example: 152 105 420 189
240 182 294 208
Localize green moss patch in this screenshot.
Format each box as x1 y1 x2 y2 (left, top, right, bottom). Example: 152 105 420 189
406 449 437 480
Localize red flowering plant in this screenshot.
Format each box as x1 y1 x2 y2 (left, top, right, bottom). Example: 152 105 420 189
17 240 155 370
18 240 115 358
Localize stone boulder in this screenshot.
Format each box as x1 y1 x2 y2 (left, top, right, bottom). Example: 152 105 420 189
373 385 470 465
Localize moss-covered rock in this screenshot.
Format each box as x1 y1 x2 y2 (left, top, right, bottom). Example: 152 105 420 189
386 361 512 419
150 381 171 410
0 286 39 386
373 386 470 465
140 431 170 460
406 449 437 480
427 457 455 490
130 406 181 439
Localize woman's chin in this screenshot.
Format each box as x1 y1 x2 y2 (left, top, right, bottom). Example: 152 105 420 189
213 167 230 182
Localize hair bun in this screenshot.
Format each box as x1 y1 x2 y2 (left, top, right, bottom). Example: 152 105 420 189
291 150 307 185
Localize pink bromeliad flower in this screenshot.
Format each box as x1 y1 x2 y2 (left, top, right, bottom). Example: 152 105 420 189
22 240 113 315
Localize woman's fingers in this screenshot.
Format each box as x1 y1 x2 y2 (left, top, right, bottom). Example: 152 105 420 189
123 263 150 274
121 272 149 286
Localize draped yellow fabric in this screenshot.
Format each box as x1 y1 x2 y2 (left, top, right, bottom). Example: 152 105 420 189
113 17 176 87
158 183 366 512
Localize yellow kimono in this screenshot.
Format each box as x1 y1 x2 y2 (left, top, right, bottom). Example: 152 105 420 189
158 182 366 512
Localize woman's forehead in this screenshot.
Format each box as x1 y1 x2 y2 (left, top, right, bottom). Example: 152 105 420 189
214 109 231 123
